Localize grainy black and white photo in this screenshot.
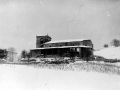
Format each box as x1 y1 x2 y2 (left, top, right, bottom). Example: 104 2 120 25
0 0 120 90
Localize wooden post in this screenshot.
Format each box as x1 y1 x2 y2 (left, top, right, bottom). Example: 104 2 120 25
79 47 81 58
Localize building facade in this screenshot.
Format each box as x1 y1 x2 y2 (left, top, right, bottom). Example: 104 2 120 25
30 36 93 59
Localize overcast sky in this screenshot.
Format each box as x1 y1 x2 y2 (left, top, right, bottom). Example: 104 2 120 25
0 0 120 54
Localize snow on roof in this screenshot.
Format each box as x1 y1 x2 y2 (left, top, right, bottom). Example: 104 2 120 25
45 39 90 44
30 45 92 50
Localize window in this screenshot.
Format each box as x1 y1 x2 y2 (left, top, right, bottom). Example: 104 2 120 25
65 42 67 46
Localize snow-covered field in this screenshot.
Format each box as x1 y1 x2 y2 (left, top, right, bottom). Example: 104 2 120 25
0 64 120 90
94 47 120 59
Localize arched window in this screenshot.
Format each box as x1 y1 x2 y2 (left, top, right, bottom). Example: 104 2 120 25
40 38 44 44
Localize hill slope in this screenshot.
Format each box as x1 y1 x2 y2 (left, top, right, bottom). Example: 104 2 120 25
94 47 120 59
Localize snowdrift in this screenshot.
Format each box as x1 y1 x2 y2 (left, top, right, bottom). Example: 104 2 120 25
94 47 120 59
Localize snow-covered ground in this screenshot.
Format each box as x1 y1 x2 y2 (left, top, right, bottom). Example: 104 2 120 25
0 64 120 90
94 47 120 59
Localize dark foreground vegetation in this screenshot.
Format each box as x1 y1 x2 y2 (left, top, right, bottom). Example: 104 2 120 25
1 55 120 75
27 61 120 75
3 60 120 76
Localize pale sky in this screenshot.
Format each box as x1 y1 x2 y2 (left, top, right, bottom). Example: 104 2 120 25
0 0 120 55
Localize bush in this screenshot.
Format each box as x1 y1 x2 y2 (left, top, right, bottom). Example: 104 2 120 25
103 44 109 48
111 39 120 47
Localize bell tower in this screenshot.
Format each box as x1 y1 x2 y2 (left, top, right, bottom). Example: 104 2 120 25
36 35 51 48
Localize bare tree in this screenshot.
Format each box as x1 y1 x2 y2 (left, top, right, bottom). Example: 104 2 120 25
21 50 27 59
103 44 109 48
111 39 120 47
21 50 30 63
7 47 17 62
